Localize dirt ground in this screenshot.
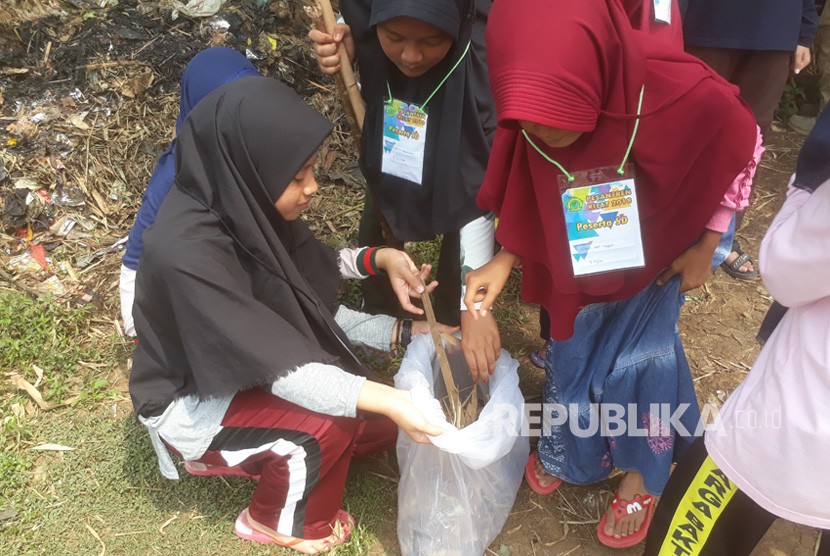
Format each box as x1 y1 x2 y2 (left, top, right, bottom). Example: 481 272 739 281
0 1 820 555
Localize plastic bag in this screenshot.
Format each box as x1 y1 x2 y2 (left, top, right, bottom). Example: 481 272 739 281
394 334 529 556
170 0 225 19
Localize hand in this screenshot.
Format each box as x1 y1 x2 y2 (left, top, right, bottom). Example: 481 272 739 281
657 230 720 292
411 320 460 337
793 45 811 74
357 382 444 444
307 24 355 75
392 392 447 443
460 310 501 383
463 249 520 317
375 248 438 315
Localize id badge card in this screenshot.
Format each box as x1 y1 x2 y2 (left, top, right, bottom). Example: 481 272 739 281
382 98 428 185
653 0 671 23
559 165 645 277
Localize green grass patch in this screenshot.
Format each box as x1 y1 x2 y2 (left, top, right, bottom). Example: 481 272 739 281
0 287 129 512
0 406 398 556
1 288 106 394
0 288 400 555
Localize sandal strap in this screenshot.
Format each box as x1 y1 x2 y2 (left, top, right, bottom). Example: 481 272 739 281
241 509 304 547
726 252 751 272
611 493 654 519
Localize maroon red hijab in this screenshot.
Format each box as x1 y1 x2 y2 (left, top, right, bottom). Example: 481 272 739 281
480 0 756 340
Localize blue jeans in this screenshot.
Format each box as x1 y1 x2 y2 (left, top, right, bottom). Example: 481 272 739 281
538 277 701 496
711 215 736 269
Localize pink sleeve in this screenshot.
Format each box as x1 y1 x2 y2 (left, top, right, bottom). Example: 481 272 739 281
705 126 764 232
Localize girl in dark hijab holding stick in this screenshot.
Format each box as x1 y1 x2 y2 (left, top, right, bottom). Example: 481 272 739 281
129 76 451 553
309 0 500 382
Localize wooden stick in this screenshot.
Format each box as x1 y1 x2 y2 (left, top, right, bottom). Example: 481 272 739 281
314 0 365 132
0 269 40 299
78 60 149 71
440 332 461 347
420 280 460 421
469 382 478 425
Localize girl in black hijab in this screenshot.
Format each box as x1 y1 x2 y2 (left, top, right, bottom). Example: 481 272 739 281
129 76 448 553
309 0 500 382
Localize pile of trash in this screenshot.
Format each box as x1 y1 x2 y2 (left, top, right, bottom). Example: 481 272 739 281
0 0 358 306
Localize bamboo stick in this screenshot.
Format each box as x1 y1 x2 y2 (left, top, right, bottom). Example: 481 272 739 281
314 0 365 133
420 280 460 423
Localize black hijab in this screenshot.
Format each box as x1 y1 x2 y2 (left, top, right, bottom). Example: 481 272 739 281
342 0 495 241
130 76 367 418
757 107 830 343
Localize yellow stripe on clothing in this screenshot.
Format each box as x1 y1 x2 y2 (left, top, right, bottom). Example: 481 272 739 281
657 456 738 556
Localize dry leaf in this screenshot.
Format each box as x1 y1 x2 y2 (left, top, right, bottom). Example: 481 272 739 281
6 118 38 138
159 513 179 534
32 364 44 387
68 113 90 130
85 523 106 556
10 403 25 420
128 69 155 96
32 443 74 451
90 188 111 215
11 374 55 410
323 149 338 171
13 178 40 190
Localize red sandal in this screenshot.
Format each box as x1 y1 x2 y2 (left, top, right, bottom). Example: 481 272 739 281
596 492 655 549
524 451 563 495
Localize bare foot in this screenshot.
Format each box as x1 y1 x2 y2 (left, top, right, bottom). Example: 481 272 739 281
602 471 656 540
246 509 350 554
529 344 547 368
724 250 755 273
534 454 560 489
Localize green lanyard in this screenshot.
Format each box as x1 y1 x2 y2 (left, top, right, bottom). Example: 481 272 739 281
386 40 472 112
522 85 645 183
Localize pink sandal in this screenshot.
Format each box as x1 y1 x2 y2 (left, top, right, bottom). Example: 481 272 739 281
233 508 353 549
596 492 655 549
524 451 563 495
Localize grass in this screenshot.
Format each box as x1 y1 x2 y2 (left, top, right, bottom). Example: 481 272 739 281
1 288 122 501
0 285 400 555
2 288 97 390
1 406 395 555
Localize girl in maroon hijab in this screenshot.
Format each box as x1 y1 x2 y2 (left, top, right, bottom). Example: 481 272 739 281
465 0 760 548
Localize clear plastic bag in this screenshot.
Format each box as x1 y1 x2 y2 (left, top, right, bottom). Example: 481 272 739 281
394 334 529 556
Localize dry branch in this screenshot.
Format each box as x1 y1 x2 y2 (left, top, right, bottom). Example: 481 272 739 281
420 282 460 420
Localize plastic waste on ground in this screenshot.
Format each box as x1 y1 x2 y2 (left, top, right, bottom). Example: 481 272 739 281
170 0 226 20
